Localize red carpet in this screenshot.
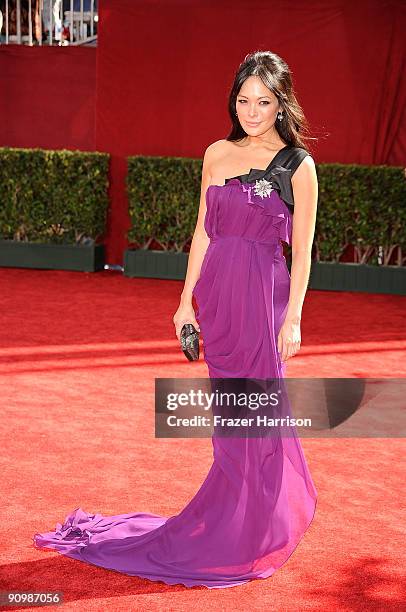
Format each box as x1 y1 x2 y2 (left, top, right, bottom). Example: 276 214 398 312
0 268 404 611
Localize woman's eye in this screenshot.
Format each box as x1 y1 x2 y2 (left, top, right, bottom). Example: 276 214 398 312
237 100 269 105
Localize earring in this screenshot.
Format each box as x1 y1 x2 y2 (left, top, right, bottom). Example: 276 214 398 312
277 111 283 121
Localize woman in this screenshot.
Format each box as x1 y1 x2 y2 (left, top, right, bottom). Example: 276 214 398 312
33 50 318 590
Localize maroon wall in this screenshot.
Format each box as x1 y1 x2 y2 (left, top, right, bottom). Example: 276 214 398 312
1 0 405 265
0 46 96 150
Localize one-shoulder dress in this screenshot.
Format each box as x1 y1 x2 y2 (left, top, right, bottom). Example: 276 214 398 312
32 145 317 590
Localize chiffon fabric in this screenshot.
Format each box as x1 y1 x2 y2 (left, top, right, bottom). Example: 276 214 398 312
33 145 317 589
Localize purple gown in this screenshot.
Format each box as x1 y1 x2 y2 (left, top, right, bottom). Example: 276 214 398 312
33 145 317 589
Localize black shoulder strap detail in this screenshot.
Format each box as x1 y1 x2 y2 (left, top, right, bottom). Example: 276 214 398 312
276 147 311 175
262 147 312 211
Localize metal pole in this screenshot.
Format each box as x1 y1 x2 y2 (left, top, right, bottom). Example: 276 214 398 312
59 0 62 45
28 0 33 45
38 0 42 45
5 0 9 45
80 0 84 41
16 0 21 44
49 0 52 44
90 0 94 36
70 0 73 43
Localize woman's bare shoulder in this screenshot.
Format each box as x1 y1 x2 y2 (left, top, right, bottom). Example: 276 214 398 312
205 139 232 156
203 139 235 170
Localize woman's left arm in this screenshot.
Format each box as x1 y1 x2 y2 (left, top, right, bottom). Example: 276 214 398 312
277 155 318 362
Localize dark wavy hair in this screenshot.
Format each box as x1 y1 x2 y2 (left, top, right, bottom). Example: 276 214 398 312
226 51 313 151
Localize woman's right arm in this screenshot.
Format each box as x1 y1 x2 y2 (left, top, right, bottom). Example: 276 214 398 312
172 145 214 340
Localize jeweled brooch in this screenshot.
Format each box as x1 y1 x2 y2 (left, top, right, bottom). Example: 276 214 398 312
253 178 274 199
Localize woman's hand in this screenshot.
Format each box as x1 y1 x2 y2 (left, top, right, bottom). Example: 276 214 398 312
277 316 301 362
173 301 200 342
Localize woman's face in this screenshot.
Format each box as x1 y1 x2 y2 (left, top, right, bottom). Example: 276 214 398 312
236 75 281 136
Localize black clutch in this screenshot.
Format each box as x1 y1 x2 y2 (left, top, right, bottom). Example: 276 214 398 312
180 323 200 361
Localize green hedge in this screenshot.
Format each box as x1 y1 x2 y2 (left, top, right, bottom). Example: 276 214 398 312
126 155 201 252
0 147 110 244
317 164 406 265
126 156 406 266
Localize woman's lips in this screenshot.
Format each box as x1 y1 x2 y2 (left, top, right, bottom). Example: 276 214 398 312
245 121 261 126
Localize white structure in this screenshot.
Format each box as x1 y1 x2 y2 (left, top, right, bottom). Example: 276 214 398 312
0 0 98 46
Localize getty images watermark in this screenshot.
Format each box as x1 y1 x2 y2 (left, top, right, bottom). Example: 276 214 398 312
155 378 406 438
156 378 304 438
164 386 311 430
